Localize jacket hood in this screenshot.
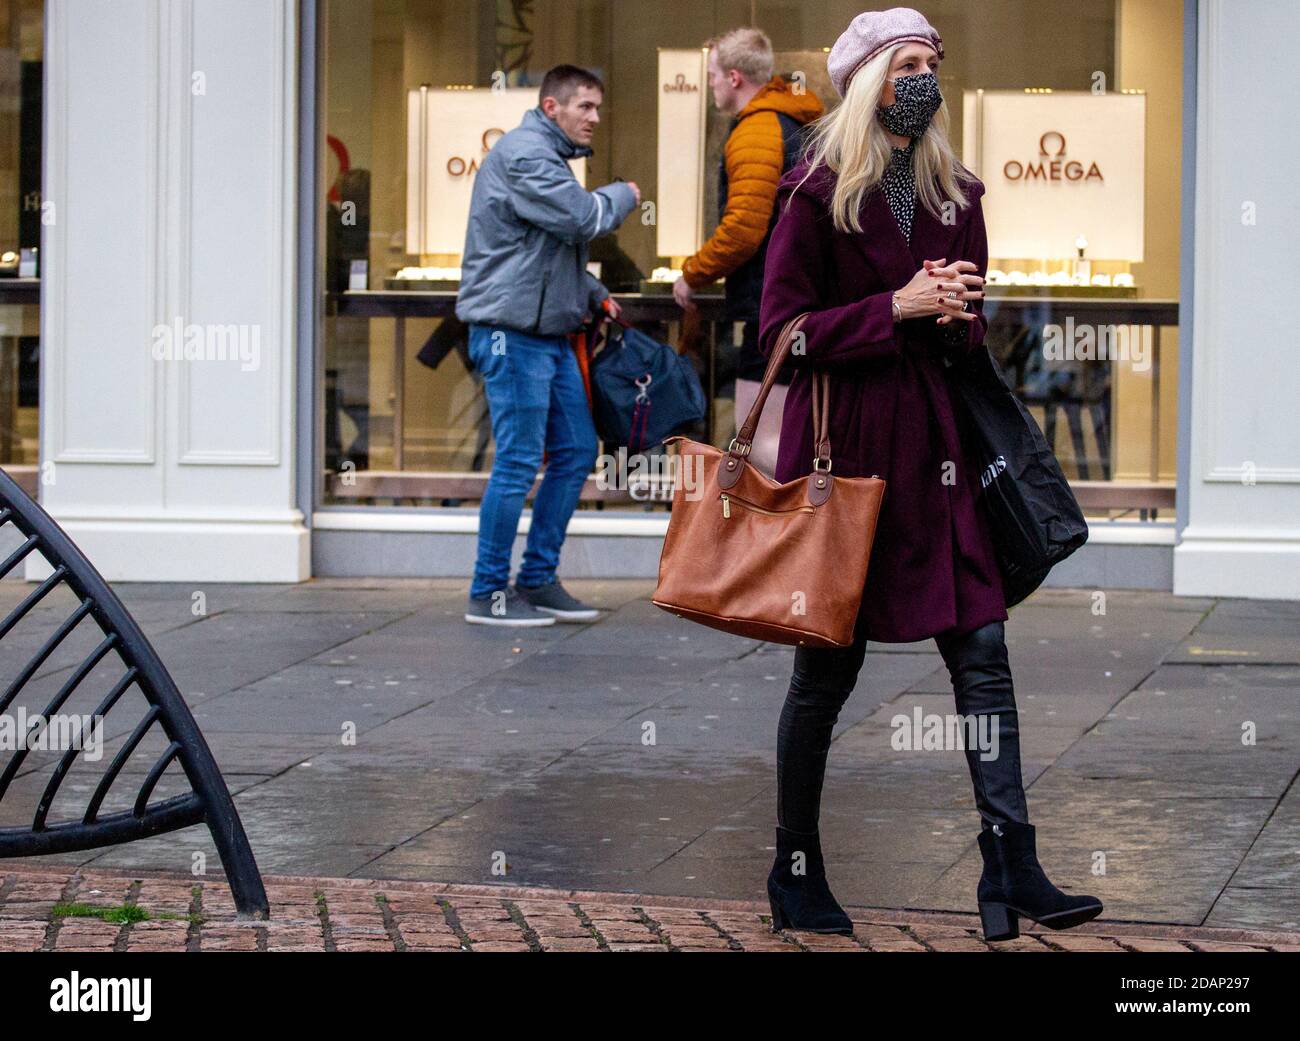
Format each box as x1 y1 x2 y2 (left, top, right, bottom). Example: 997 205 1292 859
521 106 594 159
738 76 824 125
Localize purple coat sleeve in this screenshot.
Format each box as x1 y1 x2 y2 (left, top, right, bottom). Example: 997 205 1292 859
758 186 904 373
932 194 990 356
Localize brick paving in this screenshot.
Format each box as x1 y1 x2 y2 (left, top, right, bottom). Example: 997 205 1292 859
2 867 1297 953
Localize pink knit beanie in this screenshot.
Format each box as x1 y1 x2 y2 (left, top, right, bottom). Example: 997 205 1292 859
827 7 945 98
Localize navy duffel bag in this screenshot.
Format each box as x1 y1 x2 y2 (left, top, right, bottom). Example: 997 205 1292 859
588 320 706 453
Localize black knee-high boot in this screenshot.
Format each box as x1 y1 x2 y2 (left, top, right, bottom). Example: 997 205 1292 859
935 620 1031 829
767 640 866 934
937 621 1103 940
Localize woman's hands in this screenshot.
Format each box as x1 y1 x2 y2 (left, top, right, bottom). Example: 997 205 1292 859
891 257 984 324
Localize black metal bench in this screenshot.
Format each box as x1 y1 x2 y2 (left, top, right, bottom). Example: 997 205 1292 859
0 467 267 917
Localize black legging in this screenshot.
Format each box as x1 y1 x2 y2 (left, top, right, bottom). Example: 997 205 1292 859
776 619 1030 833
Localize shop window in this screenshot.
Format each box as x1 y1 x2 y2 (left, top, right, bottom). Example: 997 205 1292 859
0 0 42 484
318 0 1181 523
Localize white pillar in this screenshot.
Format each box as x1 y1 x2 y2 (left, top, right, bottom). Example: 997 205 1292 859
35 0 307 582
1174 0 1300 599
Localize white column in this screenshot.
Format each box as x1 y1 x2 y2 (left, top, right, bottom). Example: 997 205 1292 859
34 0 307 582
1174 0 1300 599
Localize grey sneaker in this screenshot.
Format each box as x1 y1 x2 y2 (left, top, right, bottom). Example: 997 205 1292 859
512 579 600 622
464 586 556 627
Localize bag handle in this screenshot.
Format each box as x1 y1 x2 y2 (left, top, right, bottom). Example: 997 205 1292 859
732 312 809 454
810 369 831 472
730 312 832 474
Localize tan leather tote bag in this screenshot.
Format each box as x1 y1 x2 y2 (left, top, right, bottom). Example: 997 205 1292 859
652 313 886 648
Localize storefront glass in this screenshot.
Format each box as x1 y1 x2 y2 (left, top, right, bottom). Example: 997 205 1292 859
0 0 42 482
318 0 1182 521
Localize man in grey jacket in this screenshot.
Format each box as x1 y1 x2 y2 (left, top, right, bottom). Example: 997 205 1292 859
459 64 639 627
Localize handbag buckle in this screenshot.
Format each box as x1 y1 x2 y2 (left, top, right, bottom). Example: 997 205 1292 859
812 456 832 473
727 438 752 457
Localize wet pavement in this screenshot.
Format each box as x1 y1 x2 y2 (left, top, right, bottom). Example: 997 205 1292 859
0 578 1297 933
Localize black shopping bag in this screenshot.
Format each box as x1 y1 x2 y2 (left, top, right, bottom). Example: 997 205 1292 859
946 345 1089 607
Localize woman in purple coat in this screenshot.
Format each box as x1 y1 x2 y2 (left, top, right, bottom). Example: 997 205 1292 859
758 9 1102 942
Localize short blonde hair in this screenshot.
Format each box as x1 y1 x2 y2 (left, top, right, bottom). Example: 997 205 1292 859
707 27 774 85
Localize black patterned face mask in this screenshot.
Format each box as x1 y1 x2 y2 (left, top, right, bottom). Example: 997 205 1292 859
876 71 943 138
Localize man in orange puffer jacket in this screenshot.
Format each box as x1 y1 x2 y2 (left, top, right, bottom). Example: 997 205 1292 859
673 27 824 478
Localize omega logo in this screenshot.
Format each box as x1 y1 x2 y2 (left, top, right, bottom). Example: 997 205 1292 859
662 73 699 93
446 128 505 177
1003 131 1104 184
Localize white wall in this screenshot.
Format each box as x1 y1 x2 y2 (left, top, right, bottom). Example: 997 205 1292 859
1174 0 1300 599
37 0 307 581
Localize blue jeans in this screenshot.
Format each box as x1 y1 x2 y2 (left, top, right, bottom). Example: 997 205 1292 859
467 325 598 599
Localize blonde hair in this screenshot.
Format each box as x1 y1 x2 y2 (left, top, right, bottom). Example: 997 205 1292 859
792 45 977 233
706 27 774 85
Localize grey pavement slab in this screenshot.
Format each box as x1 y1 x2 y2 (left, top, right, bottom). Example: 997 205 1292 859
1205 886 1300 931
186 665 442 735
1138 663 1300 690
0 580 1295 932
1229 785 1300 889
1165 599 1300 663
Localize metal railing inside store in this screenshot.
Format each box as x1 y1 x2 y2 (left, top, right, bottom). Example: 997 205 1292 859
325 290 1178 519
